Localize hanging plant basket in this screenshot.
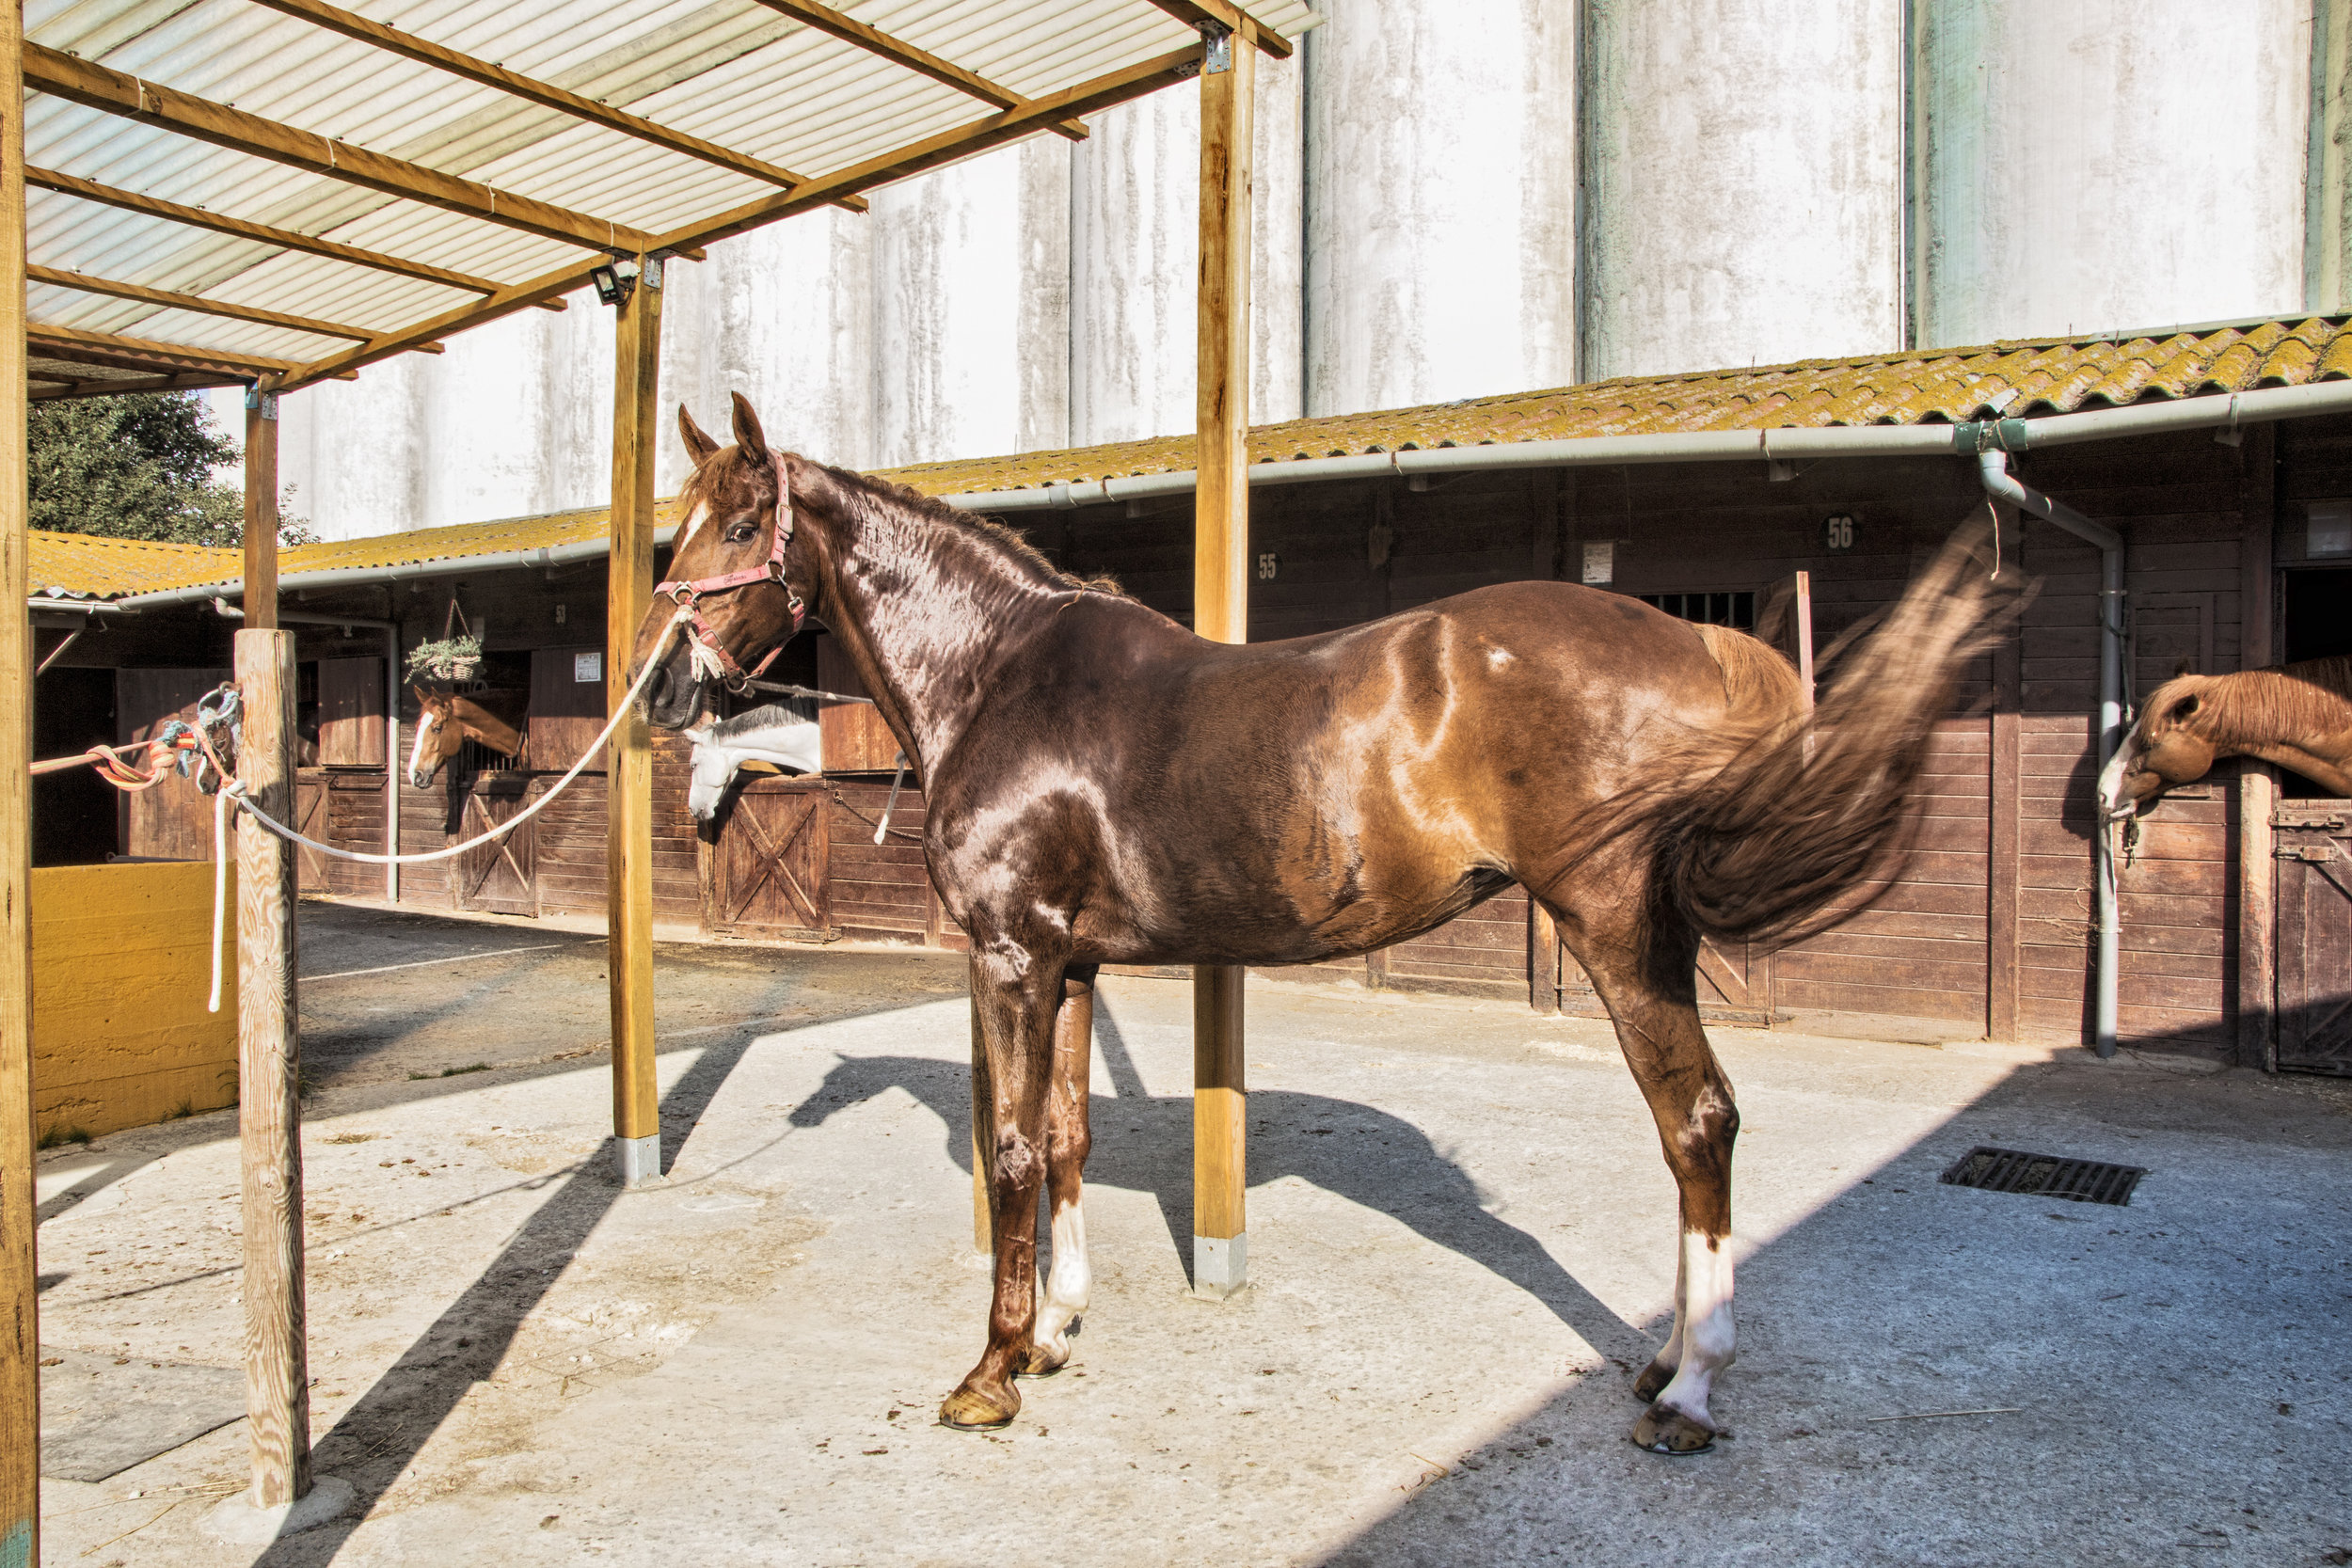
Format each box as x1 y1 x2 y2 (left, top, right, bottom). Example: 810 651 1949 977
405 633 484 687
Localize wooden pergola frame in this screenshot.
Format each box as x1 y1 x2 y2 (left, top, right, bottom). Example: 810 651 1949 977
3 0 1291 1548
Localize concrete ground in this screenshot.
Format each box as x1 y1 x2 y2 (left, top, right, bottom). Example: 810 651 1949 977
30 901 2352 1566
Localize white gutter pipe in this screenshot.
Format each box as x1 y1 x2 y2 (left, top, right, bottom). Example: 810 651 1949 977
215 599 404 905
1976 450 2126 1059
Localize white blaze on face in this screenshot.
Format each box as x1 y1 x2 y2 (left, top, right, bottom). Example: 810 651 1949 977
675 500 710 551
406 709 438 786
1034 1196 1090 1359
1655 1230 1736 1425
2095 736 2138 821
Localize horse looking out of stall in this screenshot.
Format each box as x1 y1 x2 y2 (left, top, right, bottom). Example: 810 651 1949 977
628 393 2004 1457
406 687 527 788
2099 656 2352 817
682 703 823 821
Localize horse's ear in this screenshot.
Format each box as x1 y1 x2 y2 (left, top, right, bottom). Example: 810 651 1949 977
2174 693 2201 719
678 404 720 467
2174 656 2199 677
729 391 770 464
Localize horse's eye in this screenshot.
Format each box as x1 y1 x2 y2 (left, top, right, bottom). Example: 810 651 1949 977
724 522 758 544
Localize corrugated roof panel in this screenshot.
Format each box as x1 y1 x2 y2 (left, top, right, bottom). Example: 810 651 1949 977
27 0 1312 387
27 531 239 596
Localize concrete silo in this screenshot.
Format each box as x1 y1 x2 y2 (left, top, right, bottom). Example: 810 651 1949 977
1577 0 1906 382
1304 0 1576 415
1913 0 2312 347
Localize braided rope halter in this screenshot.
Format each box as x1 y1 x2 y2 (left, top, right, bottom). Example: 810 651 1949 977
652 452 807 692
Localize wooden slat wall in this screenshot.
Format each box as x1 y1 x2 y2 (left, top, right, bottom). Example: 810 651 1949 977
826 779 963 948
1381 885 1529 999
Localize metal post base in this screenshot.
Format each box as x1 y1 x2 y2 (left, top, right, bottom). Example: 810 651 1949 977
615 1132 663 1187
1193 1232 1247 1299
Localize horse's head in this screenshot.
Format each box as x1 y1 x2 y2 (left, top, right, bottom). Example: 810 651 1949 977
407 687 464 787
630 392 817 731
2098 672 2217 820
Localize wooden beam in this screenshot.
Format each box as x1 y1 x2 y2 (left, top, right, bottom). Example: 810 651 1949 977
245 391 280 627
1988 624 2020 1042
233 627 312 1508
29 321 310 377
1191 24 1252 1302
0 0 40 1551
748 0 1090 141
30 372 245 400
283 44 1210 390
1149 0 1294 57
607 257 663 1187
28 263 439 346
2238 766 2277 1069
27 165 566 309
25 43 656 253
249 0 867 211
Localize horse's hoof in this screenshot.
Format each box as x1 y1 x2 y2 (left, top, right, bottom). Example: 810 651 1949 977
1631 1357 1676 1404
1017 1342 1070 1379
1631 1403 1717 1455
938 1384 1019 1432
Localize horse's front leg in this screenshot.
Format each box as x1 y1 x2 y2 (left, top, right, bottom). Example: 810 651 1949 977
1025 964 1097 1376
940 936 1068 1431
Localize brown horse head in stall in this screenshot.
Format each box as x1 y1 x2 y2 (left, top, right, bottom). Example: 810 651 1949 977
631 392 2002 1455
406 686 527 787
2098 657 2352 818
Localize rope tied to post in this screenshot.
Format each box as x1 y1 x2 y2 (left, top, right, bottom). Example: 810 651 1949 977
201 610 697 1011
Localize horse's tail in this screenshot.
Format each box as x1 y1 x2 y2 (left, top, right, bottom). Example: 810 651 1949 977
1630 517 2007 948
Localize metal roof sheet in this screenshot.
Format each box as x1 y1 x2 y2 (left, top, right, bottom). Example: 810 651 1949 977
874 316 2352 496
72 316 2341 601
27 530 237 596
24 0 1318 396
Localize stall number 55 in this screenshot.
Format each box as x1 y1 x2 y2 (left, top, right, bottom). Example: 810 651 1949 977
1822 514 1856 553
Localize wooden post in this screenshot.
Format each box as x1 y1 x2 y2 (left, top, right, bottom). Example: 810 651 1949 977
1529 901 1560 1015
383 626 400 902
1792 569 1815 710
244 388 279 627
235 627 310 1506
608 255 664 1186
969 995 991 1254
1191 17 1254 1301
1987 628 2022 1042
2238 766 2277 1069
1 4 40 1551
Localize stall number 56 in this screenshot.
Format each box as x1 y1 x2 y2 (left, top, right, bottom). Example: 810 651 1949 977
1822 514 1856 553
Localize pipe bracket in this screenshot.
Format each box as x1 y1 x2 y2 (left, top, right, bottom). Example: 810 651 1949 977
1953 419 2031 456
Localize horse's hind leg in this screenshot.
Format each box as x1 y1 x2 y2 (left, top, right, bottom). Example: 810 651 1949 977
1025 964 1097 1376
940 939 1066 1431
1548 886 1740 1455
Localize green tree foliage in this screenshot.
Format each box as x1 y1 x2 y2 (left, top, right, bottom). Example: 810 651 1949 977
27 391 314 546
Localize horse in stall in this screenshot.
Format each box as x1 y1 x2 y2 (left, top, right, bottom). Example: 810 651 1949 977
2099 656 2352 818
682 703 824 821
628 393 1999 1455
406 686 529 789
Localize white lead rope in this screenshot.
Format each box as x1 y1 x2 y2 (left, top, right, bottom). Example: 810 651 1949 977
208 610 692 1012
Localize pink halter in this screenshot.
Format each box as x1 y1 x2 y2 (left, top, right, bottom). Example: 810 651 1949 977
652 453 806 691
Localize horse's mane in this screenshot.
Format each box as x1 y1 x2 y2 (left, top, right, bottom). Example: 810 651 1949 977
684 449 1124 597
707 701 816 737
2151 656 2352 745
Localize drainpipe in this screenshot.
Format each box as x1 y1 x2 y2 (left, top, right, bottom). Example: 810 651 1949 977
1974 445 2126 1059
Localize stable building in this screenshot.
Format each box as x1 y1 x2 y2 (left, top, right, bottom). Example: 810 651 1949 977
40 317 2352 1070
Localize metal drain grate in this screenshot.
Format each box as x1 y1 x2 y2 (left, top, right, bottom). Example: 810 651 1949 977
1938 1146 2147 1206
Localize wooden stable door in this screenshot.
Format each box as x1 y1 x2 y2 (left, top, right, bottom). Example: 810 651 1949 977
703 779 831 939
453 776 537 916
2275 800 2352 1073
292 776 330 892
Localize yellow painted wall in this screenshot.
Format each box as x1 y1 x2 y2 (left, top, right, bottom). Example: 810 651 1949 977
33 861 238 1141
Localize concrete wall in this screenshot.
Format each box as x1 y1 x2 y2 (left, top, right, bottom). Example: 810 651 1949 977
1579 0 1905 381
31 861 238 1141
1303 0 1576 414
1915 0 2312 346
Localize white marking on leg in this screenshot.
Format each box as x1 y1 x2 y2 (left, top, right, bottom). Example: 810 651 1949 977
405 710 437 787
1655 1229 1735 1428
1033 1196 1090 1359
1651 1227 1690 1380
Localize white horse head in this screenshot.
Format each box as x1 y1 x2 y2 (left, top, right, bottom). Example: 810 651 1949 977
685 705 824 822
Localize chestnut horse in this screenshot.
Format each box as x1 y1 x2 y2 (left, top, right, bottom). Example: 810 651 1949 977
406 686 527 788
2100 656 2352 818
630 394 1997 1454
